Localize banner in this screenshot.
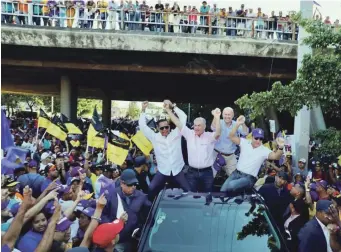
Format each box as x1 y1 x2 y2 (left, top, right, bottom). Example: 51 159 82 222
132 131 153 156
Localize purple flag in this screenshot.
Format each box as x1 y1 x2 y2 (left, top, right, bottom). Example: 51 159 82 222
6 147 28 164
1 110 14 151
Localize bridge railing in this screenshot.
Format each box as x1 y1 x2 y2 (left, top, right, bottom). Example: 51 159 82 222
0 1 313 40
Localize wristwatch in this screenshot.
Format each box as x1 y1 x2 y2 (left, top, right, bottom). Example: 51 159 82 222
91 216 101 222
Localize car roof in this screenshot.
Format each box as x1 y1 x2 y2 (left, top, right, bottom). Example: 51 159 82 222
159 188 266 206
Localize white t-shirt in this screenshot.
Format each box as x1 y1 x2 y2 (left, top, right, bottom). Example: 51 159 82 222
237 138 272 177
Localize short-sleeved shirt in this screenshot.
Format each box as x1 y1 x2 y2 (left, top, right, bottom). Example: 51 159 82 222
213 120 248 154
237 138 272 177
181 126 216 168
17 230 43 252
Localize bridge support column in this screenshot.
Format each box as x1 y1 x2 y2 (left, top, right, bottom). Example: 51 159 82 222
60 76 77 123
102 96 111 128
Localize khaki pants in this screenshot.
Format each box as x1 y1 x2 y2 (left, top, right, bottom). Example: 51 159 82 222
213 152 237 177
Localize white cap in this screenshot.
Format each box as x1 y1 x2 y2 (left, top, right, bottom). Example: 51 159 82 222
41 152 51 161
299 158 307 163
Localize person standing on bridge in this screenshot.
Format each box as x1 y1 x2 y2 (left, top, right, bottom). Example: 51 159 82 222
211 107 249 177
139 100 190 200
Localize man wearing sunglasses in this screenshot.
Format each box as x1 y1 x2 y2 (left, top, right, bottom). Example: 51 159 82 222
221 115 285 193
139 100 191 201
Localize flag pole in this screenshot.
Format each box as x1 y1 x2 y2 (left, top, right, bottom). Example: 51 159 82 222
39 131 47 146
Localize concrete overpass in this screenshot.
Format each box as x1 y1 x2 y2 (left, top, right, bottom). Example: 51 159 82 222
1 25 298 124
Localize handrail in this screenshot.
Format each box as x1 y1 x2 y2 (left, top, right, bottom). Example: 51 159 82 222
2 1 324 39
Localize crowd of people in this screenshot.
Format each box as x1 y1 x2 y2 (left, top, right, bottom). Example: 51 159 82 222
2 0 331 39
2 99 341 252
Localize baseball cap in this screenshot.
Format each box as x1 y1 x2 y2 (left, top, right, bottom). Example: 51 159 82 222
120 169 138 185
55 216 73 232
316 199 332 213
299 158 307 163
277 171 289 181
41 152 51 161
92 220 124 248
316 180 328 190
134 156 147 167
70 167 85 177
4 177 20 187
78 207 95 218
28 160 38 168
252 128 264 139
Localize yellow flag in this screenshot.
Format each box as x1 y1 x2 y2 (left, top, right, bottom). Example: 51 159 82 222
38 109 51 129
246 133 252 140
87 124 105 149
70 140 80 147
46 123 67 141
132 131 153 155
107 143 129 166
120 132 133 148
65 123 82 135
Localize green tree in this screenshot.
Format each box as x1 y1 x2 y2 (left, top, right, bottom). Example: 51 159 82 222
235 18 341 120
19 94 45 113
1 93 21 116
77 98 103 117
235 16 341 156
126 101 140 119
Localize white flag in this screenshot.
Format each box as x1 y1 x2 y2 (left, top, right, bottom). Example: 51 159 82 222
116 193 125 219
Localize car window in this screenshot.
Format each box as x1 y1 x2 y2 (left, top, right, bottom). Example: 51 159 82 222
142 201 283 252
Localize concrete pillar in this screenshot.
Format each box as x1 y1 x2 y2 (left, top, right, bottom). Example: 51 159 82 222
293 0 317 163
60 76 77 123
102 96 112 128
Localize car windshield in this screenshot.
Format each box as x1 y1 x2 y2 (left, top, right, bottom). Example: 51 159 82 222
141 200 283 252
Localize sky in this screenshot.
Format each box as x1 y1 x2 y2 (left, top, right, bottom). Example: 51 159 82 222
147 0 341 21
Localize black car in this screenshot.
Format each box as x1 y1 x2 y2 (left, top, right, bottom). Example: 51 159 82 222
138 189 289 252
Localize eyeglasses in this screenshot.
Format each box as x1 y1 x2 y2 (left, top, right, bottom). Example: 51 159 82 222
254 137 264 141
159 126 170 131
124 183 137 187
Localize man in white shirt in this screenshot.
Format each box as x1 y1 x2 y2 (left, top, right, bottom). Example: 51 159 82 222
221 115 285 193
139 100 190 200
166 107 222 192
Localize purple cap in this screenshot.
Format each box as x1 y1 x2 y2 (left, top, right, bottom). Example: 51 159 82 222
317 180 328 190
70 167 85 177
310 191 319 202
44 200 56 214
252 128 264 139
213 154 226 172
28 160 38 168
58 185 72 197
79 207 95 218
55 216 73 232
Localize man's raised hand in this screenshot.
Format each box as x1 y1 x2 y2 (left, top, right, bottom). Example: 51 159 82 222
142 101 149 111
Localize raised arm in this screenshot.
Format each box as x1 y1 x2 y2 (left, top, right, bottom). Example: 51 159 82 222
164 102 184 130
165 100 187 127
138 101 156 141
229 116 245 145
2 186 33 250
268 137 285 160
34 200 61 252
212 108 222 139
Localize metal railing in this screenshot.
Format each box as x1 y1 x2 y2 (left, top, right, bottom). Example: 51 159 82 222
0 1 305 40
